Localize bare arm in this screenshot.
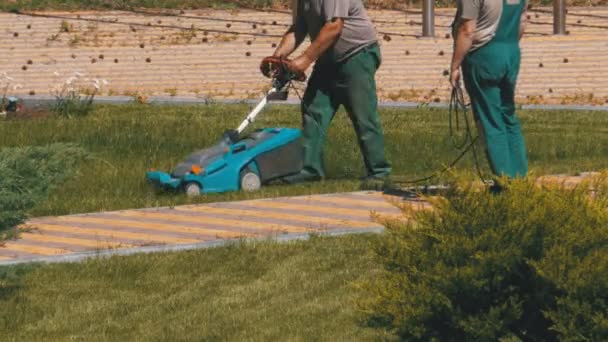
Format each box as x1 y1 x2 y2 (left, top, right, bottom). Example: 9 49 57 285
519 6 528 40
289 18 344 74
302 18 343 63
450 19 477 88
451 19 476 75
273 24 308 58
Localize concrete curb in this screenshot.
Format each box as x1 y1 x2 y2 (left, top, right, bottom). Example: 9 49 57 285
0 227 384 267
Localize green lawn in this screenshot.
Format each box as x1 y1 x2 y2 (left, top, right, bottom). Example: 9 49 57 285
0 234 392 341
1 104 608 340
1 103 607 217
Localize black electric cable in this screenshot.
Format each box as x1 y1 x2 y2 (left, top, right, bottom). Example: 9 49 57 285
369 86 485 185
129 8 291 27
286 76 488 186
391 86 487 185
528 7 608 21
449 84 470 150
14 11 283 38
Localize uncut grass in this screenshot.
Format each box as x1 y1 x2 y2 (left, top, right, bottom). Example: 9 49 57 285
0 234 390 341
0 104 607 217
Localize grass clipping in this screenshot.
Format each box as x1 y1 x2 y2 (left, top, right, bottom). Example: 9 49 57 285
362 177 608 341
0 143 88 240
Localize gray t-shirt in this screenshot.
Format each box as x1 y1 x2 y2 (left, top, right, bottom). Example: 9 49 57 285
453 0 503 51
293 0 378 64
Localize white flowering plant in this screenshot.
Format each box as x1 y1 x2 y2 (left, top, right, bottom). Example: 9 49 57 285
0 72 22 117
51 71 108 118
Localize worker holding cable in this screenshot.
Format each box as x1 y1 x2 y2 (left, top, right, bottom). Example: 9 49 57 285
450 0 529 180
260 0 391 184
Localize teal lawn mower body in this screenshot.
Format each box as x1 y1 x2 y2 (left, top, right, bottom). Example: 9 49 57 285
146 127 302 195
146 72 304 196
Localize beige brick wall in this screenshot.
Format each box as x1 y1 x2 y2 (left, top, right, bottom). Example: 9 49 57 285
1 7 607 104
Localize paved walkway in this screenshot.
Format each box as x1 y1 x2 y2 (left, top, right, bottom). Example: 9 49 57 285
0 191 424 265
0 172 600 265
0 7 607 104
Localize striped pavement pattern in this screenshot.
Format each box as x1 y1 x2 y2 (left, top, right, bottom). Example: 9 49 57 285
0 172 599 265
0 191 427 264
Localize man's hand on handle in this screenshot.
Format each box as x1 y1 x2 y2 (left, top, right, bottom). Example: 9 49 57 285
262 17 343 82
287 54 313 78
259 56 307 82
260 56 284 78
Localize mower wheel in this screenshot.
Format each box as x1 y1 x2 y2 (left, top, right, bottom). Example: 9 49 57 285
184 182 201 197
240 170 261 192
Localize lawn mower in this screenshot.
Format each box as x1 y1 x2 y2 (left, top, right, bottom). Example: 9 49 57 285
146 57 306 196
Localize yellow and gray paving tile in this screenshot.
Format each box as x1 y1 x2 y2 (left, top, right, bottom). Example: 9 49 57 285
0 191 419 265
1 173 598 265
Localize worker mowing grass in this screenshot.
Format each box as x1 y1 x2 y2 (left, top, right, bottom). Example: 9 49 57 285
261 0 392 184
450 0 529 181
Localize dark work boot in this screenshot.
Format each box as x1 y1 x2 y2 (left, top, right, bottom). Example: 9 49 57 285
359 172 392 191
281 169 322 185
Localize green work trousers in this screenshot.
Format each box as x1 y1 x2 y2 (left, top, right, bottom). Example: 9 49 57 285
462 0 528 178
300 43 391 178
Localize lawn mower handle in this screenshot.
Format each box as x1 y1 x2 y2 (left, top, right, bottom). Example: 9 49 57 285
235 73 294 135
235 86 279 135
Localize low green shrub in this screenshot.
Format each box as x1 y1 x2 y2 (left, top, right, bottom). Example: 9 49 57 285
0 144 88 240
362 177 608 341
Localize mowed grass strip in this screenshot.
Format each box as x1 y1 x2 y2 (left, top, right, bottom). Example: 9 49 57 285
0 234 391 341
0 103 607 218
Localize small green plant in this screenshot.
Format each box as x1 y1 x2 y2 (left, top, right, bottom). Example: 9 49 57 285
165 87 178 97
50 72 107 118
68 34 81 46
60 20 72 33
122 90 148 104
362 177 608 340
46 33 60 44
178 24 198 42
386 88 422 101
215 33 238 42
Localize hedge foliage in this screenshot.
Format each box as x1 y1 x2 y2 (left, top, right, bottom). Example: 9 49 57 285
363 178 608 341
0 144 87 240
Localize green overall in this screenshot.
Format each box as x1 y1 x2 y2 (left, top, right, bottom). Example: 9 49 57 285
462 0 528 178
300 43 391 179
